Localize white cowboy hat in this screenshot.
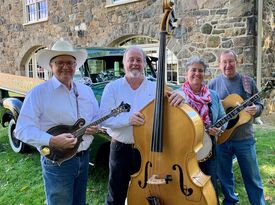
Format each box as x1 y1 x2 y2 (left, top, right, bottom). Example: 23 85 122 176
37 39 87 71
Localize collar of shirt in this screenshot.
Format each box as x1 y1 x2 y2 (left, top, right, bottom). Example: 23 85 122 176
51 75 75 91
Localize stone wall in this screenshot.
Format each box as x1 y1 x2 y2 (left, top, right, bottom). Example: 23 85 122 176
170 0 258 82
0 0 274 84
262 0 275 83
262 0 275 115
0 0 163 74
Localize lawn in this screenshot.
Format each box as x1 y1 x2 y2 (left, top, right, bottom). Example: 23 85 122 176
0 125 274 205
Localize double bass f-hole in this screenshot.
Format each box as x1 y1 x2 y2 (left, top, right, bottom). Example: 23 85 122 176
138 161 152 189
172 164 193 196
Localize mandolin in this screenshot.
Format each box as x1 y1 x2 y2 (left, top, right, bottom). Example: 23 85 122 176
40 102 130 165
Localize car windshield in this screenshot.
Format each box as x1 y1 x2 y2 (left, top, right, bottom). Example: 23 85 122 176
73 47 157 85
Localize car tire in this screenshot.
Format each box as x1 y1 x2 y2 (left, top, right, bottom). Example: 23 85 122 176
8 119 28 153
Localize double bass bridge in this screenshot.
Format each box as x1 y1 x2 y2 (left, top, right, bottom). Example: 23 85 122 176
147 174 172 185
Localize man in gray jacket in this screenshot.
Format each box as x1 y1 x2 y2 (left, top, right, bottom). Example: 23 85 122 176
208 50 265 205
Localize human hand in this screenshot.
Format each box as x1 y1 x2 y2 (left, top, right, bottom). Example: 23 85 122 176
85 125 99 135
129 112 145 126
166 90 185 107
49 133 77 150
244 104 257 116
208 127 223 137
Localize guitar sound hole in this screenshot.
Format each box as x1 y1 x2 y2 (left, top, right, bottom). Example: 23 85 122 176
226 107 239 129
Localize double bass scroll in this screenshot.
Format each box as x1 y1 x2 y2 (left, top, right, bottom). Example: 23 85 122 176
127 0 217 204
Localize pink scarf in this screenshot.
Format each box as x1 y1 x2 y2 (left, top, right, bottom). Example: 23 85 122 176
182 81 211 126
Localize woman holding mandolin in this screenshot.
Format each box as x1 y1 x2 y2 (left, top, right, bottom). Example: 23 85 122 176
179 55 227 201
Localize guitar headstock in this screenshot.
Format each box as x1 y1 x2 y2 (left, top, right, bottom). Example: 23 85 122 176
262 81 274 92
259 81 274 98
111 101 131 116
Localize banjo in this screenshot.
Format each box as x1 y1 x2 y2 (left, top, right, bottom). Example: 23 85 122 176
197 132 214 162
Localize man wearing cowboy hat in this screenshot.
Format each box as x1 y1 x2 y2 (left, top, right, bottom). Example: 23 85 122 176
16 39 99 205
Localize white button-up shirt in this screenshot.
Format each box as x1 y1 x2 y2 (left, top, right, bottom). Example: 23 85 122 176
15 76 99 152
100 77 156 144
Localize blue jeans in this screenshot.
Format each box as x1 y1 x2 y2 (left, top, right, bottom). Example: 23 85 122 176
105 140 140 205
41 151 89 205
216 138 265 205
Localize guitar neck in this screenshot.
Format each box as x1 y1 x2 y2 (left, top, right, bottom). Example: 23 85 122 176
73 112 115 138
213 92 262 128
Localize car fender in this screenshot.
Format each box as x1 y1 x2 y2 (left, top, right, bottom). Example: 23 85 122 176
1 97 23 127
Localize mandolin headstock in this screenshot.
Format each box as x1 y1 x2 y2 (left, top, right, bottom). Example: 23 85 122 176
111 101 131 117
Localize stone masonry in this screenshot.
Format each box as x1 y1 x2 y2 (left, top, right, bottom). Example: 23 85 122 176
0 0 274 84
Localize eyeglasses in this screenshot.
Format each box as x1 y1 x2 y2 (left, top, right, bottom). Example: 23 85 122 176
220 60 236 65
53 61 77 68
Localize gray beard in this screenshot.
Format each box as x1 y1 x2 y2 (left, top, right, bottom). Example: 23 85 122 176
128 70 144 78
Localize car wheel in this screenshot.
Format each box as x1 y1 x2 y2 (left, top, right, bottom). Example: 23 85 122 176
8 119 27 153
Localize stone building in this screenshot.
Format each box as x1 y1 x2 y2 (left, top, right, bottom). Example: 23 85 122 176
0 0 274 86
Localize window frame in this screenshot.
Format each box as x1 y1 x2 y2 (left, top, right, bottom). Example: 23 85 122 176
23 0 48 25
105 0 141 8
25 47 52 80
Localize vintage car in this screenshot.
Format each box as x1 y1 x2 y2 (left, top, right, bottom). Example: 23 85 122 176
0 47 158 165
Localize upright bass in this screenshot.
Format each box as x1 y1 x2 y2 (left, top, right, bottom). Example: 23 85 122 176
127 0 217 204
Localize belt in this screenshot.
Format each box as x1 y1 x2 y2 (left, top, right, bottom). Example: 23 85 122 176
75 150 88 157
111 138 134 148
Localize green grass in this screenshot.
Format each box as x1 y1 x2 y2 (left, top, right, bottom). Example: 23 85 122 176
0 126 274 205
219 126 275 205
0 127 108 205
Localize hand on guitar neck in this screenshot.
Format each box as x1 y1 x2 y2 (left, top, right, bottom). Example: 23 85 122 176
244 103 257 116
207 126 224 140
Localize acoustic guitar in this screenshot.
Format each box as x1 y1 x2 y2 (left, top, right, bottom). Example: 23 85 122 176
211 81 273 144
198 81 273 161
40 102 130 165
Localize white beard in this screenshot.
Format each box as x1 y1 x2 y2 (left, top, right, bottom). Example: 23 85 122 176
128 69 144 78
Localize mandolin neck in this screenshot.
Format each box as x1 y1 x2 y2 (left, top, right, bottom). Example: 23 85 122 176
73 112 115 138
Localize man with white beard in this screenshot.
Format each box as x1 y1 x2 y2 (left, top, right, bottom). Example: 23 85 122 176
100 46 184 205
